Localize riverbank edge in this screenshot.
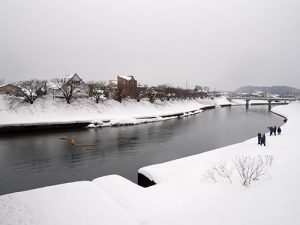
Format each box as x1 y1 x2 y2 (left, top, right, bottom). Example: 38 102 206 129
0 105 218 134
137 104 288 187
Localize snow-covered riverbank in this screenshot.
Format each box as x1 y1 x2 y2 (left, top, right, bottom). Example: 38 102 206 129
0 96 231 128
0 101 299 225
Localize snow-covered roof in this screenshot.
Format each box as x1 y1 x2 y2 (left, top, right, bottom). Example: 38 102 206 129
119 76 134 81
47 81 59 89
0 83 15 88
196 90 207 93
48 73 85 88
65 73 76 80
65 73 84 83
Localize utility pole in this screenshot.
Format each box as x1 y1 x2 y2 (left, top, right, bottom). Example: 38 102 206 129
185 78 188 91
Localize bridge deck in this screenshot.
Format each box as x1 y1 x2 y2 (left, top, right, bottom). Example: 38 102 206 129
227 97 297 101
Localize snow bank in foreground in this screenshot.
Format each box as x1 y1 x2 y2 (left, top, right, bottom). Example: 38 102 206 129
0 181 139 225
0 96 213 126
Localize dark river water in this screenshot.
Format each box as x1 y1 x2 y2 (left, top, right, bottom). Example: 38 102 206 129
0 106 284 195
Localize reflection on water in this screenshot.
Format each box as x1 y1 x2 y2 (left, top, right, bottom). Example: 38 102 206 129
0 106 284 195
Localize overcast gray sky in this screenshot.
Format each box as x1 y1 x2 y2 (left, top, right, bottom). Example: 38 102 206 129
0 0 300 91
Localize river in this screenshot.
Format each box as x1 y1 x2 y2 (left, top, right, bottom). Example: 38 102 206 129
0 106 284 195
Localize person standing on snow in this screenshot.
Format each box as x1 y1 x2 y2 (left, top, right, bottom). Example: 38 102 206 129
257 133 262 145
274 126 277 136
268 127 273 136
277 127 282 135
261 134 266 146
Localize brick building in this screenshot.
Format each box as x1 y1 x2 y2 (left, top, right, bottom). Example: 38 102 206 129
0 84 20 95
117 76 138 99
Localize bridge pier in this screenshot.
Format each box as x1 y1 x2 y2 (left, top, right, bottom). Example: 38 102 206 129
268 100 272 111
245 99 250 109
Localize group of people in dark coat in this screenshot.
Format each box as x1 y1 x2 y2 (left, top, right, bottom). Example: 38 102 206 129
268 126 281 136
258 126 282 147
257 133 266 146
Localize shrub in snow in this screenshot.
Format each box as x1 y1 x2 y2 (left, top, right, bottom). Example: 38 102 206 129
202 168 218 183
264 155 274 167
202 155 274 187
233 155 271 187
212 160 234 184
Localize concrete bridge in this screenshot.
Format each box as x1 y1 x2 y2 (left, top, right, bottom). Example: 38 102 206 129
227 97 298 110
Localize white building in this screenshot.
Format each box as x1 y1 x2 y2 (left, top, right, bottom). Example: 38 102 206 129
48 74 89 99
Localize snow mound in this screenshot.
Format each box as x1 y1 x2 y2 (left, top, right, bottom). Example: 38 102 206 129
0 181 139 225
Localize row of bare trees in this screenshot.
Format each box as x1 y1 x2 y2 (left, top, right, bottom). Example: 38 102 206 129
5 79 208 106
7 79 106 106
135 84 207 104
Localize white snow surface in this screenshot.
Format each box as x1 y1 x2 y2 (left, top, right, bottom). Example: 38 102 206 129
0 181 139 225
1 101 299 225
213 96 235 106
0 96 215 126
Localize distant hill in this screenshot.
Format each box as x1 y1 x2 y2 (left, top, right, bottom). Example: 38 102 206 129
234 86 300 95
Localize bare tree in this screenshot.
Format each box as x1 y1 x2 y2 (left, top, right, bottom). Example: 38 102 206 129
157 84 175 100
88 81 106 103
234 155 268 187
52 78 85 104
160 85 192 99
146 88 157 103
114 86 124 103
14 79 46 104
7 79 46 109
136 93 143 102
154 86 167 101
157 92 167 101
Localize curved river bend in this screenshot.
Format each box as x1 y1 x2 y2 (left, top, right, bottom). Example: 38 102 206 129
0 106 284 195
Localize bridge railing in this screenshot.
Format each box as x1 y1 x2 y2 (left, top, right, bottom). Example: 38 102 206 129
227 97 297 101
